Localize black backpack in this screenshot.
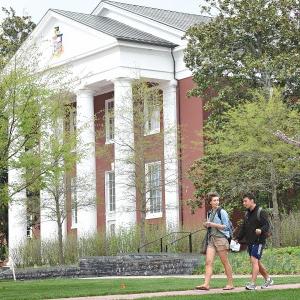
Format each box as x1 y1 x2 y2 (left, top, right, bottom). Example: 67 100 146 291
209 207 234 243
245 207 272 238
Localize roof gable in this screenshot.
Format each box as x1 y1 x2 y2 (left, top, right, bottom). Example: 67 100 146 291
94 0 210 31
51 9 176 48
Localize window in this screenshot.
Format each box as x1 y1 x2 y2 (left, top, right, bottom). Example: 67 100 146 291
105 99 114 143
26 215 33 238
71 177 78 227
146 162 162 219
105 171 115 212
69 106 76 134
144 100 160 135
109 222 116 236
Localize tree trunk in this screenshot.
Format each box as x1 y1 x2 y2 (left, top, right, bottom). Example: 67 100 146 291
57 221 64 265
139 208 146 251
270 167 280 247
55 197 64 265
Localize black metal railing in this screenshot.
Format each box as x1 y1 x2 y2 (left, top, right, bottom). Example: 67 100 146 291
137 231 190 253
165 228 205 253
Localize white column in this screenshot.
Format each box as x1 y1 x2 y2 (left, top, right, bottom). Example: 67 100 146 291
113 77 136 230
76 89 97 238
40 122 59 242
8 168 27 261
40 189 58 241
162 80 180 231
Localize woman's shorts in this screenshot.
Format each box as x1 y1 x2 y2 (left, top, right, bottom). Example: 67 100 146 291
207 236 229 252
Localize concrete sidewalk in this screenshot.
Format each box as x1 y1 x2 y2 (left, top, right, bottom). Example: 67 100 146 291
78 274 300 280
54 283 300 300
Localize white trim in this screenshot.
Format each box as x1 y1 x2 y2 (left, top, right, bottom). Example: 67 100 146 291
146 211 163 220
105 170 116 216
93 2 185 42
105 98 115 144
145 161 163 220
105 170 116 235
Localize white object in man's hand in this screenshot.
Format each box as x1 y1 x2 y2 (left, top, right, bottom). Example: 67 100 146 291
230 240 241 252
255 228 262 235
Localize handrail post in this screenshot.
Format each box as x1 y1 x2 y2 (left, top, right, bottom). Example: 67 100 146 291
160 237 163 253
189 233 192 253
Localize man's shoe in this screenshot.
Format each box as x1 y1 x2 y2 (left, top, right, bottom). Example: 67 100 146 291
261 278 274 289
245 283 257 290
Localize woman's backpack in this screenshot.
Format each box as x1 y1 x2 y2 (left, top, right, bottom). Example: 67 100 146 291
209 207 234 243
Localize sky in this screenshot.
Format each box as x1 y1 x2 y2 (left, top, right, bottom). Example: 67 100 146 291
1 0 204 23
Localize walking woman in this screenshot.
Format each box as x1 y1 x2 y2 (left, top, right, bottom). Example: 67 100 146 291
196 192 234 291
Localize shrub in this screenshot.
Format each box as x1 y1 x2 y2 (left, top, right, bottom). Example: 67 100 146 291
194 246 300 275
280 212 300 247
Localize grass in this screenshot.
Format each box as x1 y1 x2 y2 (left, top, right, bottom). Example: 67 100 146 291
142 289 300 300
0 276 300 300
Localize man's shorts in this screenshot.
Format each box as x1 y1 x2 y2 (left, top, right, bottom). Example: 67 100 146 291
248 243 264 260
207 236 229 252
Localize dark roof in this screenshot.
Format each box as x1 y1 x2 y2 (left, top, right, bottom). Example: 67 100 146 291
51 9 177 48
101 0 210 31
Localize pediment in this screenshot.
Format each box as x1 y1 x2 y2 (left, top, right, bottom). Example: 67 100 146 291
27 10 117 68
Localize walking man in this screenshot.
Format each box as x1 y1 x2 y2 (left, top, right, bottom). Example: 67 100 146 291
236 193 273 290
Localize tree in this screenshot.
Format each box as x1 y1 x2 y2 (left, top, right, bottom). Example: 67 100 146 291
189 90 300 246
97 80 180 247
0 7 36 66
184 0 300 125
30 103 94 264
0 44 84 264
0 6 36 250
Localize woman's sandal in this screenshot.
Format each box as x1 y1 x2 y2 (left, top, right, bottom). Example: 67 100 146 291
195 285 210 290
223 286 234 290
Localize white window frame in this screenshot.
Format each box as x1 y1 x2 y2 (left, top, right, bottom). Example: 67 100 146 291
145 161 163 219
26 214 33 239
105 169 116 235
144 100 160 136
105 170 116 213
71 177 78 228
69 107 76 134
105 98 114 143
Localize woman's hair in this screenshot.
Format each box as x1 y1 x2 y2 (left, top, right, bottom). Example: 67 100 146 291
207 191 220 204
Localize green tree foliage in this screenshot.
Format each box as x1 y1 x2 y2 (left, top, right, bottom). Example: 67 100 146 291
189 90 300 246
0 6 35 250
0 7 36 66
184 0 300 124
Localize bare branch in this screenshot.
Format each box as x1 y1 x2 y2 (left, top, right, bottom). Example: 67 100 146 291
274 130 300 147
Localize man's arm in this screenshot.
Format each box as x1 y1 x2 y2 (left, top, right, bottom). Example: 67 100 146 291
259 210 270 235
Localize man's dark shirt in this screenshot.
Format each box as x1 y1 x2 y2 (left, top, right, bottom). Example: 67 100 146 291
237 205 270 244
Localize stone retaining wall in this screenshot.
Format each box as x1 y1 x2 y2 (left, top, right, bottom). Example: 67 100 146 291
0 253 202 280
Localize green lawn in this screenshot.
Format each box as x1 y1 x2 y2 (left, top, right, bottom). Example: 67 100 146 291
0 277 299 300
143 289 300 300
